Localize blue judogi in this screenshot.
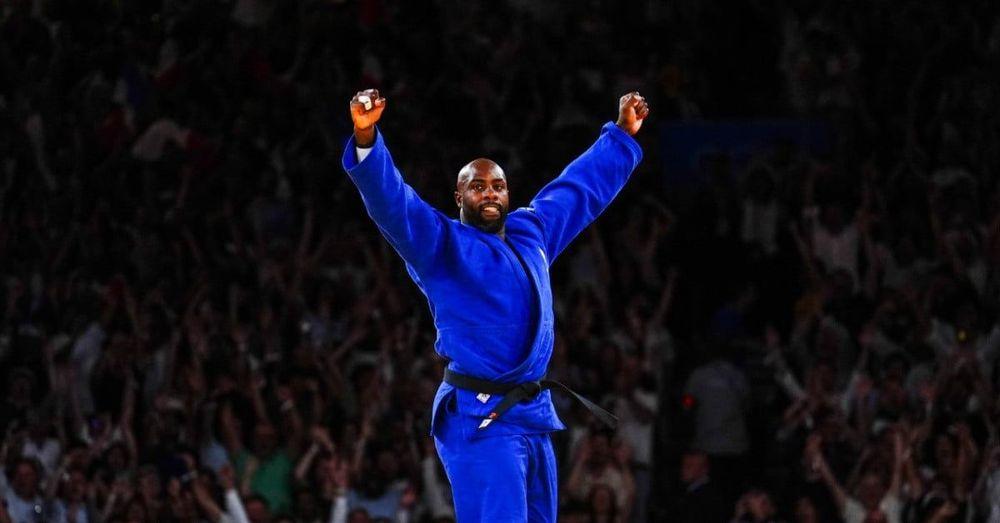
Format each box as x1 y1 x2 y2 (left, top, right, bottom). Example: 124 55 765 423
342 122 642 521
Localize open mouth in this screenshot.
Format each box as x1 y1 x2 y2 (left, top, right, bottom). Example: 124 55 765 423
480 204 502 219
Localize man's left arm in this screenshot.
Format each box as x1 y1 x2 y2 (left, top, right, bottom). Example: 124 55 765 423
527 92 649 262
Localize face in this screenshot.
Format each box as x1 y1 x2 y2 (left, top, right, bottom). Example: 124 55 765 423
794 497 818 523
934 435 955 468
246 499 271 523
138 470 160 499
680 453 708 484
747 492 775 519
857 473 885 509
455 159 509 234
12 462 39 498
589 434 611 467
66 470 88 501
254 423 278 457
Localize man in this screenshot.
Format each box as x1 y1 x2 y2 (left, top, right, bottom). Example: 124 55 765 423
343 87 648 521
1 458 44 523
732 489 782 523
682 340 750 505
804 433 903 523
675 450 727 523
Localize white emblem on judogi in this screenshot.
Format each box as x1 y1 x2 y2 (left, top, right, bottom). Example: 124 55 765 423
476 393 491 403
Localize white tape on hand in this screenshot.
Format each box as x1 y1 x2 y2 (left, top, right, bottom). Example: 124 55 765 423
358 95 373 111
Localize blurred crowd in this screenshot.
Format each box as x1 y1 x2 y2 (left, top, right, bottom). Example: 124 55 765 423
0 0 998 523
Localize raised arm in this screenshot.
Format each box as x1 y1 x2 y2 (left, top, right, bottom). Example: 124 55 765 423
527 92 647 262
805 434 849 512
342 89 448 271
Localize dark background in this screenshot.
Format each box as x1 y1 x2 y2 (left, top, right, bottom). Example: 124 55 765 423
1 1 998 522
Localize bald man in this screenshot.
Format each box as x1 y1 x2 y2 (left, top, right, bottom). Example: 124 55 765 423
343 88 648 522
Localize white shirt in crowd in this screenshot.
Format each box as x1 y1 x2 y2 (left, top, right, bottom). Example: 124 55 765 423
684 359 750 455
842 494 902 523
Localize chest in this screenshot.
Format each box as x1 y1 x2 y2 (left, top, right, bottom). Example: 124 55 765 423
423 220 553 321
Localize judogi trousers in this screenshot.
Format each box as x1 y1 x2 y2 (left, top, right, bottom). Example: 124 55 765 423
434 402 558 522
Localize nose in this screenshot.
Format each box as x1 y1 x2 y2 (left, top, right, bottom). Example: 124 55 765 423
482 187 499 201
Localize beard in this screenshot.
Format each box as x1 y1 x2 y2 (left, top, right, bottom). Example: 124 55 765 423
463 203 507 233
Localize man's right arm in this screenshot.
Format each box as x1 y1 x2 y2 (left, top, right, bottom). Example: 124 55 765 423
343 90 445 270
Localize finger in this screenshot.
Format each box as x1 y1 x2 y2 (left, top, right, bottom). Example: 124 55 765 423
364 88 380 100
374 96 387 108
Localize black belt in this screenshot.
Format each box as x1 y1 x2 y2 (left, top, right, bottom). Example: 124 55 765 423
443 368 618 431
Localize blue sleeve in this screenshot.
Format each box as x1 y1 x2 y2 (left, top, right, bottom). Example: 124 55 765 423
527 122 643 262
342 129 447 271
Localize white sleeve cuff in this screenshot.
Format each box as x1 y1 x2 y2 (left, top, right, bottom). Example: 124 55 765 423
356 146 373 163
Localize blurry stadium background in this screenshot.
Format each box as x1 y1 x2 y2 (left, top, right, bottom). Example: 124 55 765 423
1 1 999 522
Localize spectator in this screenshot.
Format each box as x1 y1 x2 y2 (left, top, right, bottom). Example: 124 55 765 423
804 432 904 523
565 430 636 521
732 489 782 523
1 458 43 523
675 450 728 523
682 340 751 503
0 1 998 521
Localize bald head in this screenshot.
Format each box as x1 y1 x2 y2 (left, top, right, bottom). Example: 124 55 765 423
457 158 505 189
454 158 509 236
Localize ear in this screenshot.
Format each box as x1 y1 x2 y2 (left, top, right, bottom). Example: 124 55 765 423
454 190 461 208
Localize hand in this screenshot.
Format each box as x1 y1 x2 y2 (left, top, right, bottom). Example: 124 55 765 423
892 427 906 459
350 89 387 146
933 500 958 521
616 91 650 136
311 426 335 451
167 478 183 500
218 465 236 491
804 433 823 459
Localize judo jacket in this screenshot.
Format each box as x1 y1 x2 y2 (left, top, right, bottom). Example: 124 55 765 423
342 122 643 439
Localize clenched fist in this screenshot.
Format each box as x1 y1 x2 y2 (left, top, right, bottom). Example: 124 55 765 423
616 92 650 136
350 88 387 147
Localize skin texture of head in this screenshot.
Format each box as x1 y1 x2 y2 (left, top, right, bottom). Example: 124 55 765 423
455 158 509 236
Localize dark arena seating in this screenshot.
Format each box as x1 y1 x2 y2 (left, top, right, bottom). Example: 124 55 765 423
0 1 998 522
